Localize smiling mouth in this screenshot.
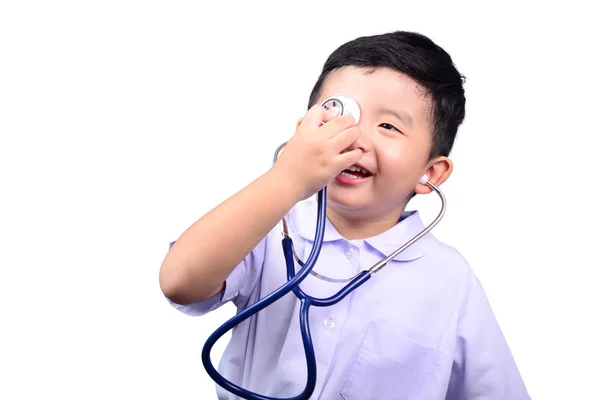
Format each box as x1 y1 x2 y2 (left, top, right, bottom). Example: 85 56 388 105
339 171 369 179
335 164 373 185
340 164 372 179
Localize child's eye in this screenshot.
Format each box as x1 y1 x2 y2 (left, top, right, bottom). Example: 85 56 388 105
379 123 399 132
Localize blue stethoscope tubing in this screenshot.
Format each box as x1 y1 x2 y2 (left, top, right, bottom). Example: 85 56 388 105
201 185 372 400
201 95 446 400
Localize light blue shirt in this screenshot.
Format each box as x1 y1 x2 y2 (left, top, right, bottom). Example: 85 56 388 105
167 199 530 399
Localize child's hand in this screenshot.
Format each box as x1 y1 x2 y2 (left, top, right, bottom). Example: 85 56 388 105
273 104 362 201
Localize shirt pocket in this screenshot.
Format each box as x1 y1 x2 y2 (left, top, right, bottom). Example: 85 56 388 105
340 321 439 400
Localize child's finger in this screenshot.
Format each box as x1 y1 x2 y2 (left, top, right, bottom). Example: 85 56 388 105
329 126 360 152
334 148 363 170
300 104 330 129
321 107 341 123
321 114 356 138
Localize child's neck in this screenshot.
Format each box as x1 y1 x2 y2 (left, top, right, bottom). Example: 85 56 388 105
326 204 406 240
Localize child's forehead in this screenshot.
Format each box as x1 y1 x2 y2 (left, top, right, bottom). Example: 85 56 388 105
323 66 420 91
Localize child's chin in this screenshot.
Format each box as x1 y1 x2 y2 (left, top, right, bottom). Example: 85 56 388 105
327 190 372 209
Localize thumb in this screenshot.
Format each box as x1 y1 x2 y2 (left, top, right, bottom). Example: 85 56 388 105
322 107 341 123
302 104 339 129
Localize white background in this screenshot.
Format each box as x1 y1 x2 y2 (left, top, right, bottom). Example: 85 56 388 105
1 1 598 399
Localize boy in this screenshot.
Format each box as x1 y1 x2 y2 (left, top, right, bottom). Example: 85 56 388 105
160 31 530 399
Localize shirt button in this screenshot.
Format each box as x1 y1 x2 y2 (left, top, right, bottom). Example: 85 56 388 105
324 317 336 330
344 245 357 259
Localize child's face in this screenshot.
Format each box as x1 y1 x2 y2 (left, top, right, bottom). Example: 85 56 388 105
316 66 440 220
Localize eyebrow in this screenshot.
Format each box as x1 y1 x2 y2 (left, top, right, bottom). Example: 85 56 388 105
380 107 413 128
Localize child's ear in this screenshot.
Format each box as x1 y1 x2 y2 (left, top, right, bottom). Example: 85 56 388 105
414 156 453 195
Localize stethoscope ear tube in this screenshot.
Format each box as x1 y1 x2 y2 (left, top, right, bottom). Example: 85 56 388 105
201 188 329 400
203 94 445 400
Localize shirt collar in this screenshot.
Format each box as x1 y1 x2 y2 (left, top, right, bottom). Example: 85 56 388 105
287 198 435 262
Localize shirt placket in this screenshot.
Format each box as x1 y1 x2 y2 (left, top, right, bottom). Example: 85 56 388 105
313 240 362 398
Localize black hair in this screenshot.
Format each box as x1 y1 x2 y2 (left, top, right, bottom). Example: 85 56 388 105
308 31 466 160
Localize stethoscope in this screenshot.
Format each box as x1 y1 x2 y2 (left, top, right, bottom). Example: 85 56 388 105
201 95 447 400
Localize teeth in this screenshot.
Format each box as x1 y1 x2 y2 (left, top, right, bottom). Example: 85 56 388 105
341 172 359 178
348 165 369 174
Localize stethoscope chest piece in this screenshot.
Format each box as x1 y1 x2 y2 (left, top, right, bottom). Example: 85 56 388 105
273 94 361 164
320 95 361 125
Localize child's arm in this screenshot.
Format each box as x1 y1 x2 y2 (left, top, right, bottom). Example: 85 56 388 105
160 168 302 305
159 106 361 305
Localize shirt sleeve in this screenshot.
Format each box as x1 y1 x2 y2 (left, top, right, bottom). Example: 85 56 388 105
445 279 531 400
164 233 269 317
